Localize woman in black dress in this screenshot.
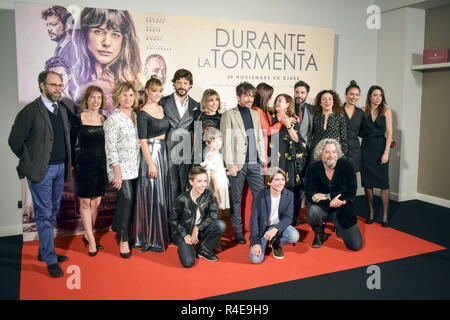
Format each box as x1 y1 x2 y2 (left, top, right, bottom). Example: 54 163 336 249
133 76 172 252
72 86 107 256
310 90 348 159
343 81 364 173
360 85 393 227
271 94 306 190
196 89 222 130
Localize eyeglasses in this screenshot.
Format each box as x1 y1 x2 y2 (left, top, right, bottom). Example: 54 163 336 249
45 82 65 89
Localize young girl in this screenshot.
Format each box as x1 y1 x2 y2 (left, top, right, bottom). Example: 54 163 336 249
201 127 230 252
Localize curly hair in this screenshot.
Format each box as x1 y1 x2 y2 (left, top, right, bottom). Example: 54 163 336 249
313 138 343 161
314 90 343 115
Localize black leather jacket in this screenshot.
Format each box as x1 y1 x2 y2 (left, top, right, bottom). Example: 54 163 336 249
169 189 219 244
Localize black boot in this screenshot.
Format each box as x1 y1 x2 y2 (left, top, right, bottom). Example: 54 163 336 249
312 224 326 248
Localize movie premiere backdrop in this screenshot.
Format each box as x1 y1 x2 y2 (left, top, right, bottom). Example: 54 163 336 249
14 2 334 241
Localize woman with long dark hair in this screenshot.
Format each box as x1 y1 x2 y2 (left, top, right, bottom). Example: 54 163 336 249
343 81 364 173
361 85 393 227
73 8 141 114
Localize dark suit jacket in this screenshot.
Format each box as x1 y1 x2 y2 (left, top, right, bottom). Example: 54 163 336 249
250 188 294 246
160 93 199 164
295 102 314 147
305 158 357 229
8 97 72 183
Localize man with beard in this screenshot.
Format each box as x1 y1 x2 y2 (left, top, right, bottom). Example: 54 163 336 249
220 82 266 244
160 69 199 201
305 139 362 251
9 71 73 277
292 80 314 226
41 6 76 70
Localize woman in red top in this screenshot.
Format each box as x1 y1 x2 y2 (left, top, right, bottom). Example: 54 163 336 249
252 83 283 171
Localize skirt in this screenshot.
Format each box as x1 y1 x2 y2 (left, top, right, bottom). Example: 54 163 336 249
133 139 172 252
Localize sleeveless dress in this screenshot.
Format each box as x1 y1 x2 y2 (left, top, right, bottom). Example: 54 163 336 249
133 110 172 252
72 116 107 198
202 151 230 210
360 113 389 189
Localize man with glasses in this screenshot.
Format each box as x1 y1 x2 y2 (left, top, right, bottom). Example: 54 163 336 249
9 71 73 278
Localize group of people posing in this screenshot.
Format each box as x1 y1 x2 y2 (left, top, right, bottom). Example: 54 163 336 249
8 68 393 277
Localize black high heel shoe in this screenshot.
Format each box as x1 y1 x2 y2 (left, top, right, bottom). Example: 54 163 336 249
82 235 104 250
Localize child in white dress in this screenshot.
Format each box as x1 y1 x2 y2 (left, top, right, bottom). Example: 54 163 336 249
201 127 230 252
201 127 230 210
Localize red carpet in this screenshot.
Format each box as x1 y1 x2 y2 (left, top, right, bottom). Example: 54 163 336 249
20 217 445 300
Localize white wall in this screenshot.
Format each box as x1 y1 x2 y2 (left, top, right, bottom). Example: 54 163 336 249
0 0 379 236
376 7 426 202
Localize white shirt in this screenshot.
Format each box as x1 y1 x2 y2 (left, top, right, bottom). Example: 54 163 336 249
190 190 202 226
41 95 57 113
269 195 281 226
174 93 189 119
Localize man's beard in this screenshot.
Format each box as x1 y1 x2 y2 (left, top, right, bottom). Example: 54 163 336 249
45 89 61 102
295 97 304 106
176 88 188 97
324 158 337 169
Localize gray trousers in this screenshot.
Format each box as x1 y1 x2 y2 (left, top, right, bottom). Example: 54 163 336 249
307 204 362 251
228 163 265 233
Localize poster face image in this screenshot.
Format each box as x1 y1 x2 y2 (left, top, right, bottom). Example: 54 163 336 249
15 3 334 240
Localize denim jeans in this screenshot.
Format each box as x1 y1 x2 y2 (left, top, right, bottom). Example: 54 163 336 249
249 225 300 264
27 164 65 265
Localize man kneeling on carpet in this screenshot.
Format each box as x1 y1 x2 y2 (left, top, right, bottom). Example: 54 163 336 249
169 166 226 268
305 138 362 251
249 168 300 263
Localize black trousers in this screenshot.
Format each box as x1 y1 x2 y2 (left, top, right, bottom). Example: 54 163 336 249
176 220 226 268
306 204 362 251
169 163 191 202
112 178 137 243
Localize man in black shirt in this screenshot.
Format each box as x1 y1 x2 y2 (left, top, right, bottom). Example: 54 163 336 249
220 82 266 244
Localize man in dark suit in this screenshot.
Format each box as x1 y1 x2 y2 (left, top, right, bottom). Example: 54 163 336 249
9 71 72 278
249 168 300 263
292 80 315 226
160 69 199 201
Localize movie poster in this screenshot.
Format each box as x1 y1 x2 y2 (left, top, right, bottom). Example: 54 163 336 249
15 3 334 240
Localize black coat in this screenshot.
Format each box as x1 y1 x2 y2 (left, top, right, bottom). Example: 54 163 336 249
169 189 219 244
305 158 357 229
8 97 73 183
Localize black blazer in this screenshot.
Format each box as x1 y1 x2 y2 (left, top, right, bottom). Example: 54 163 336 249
160 93 199 163
250 188 294 246
169 189 219 244
8 97 72 183
305 158 357 229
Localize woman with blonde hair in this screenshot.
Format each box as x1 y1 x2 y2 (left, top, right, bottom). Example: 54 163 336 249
103 82 140 258
133 76 172 252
